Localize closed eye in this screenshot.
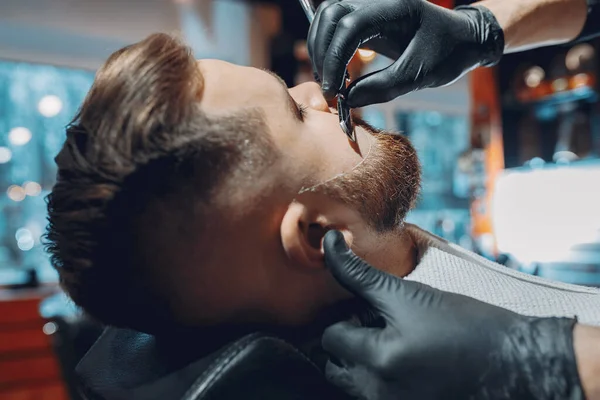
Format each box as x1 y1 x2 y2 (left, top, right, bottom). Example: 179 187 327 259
261 68 309 123
295 102 308 121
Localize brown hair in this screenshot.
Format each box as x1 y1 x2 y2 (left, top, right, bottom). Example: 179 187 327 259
45 33 276 333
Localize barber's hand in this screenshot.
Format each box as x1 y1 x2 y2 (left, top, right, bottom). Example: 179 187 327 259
307 0 505 107
321 230 584 400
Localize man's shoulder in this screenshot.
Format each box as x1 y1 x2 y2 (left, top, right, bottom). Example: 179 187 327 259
402 224 600 325
403 223 476 263
404 223 599 293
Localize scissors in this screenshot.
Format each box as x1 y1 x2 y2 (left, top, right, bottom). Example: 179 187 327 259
298 0 356 142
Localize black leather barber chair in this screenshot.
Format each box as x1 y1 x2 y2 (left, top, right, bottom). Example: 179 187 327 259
48 314 105 400
76 326 352 400
41 292 105 400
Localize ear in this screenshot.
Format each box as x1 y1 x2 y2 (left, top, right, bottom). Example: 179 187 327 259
280 201 330 271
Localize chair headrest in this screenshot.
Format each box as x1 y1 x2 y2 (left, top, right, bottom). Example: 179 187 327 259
77 327 350 400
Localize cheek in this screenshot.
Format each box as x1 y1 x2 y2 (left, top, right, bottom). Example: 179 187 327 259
306 114 366 179
273 112 369 187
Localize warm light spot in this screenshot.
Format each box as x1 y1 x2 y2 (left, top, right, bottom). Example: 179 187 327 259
23 181 42 196
552 78 568 92
357 49 376 62
524 66 544 88
7 185 26 201
572 73 591 88
566 44 595 71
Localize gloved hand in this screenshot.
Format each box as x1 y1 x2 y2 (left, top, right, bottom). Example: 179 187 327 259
307 0 505 107
321 230 584 400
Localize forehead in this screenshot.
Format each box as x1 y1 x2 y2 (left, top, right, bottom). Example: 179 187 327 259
197 59 285 116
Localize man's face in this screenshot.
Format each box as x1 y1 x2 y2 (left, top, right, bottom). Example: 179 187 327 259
170 60 419 327
199 59 374 193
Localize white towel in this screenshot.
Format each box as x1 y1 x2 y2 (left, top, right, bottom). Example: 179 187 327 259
404 224 600 326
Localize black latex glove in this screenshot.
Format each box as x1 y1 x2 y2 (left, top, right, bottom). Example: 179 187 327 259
321 230 585 400
307 0 504 107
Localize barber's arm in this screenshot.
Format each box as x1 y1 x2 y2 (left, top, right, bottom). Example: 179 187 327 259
479 0 589 53
576 325 600 400
321 230 600 400
308 0 597 107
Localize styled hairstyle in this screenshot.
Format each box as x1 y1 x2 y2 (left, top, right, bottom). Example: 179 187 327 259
45 33 276 333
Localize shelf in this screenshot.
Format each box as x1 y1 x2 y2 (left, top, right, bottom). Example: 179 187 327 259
504 86 599 110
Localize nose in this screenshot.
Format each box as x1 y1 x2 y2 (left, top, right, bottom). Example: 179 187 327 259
289 82 331 113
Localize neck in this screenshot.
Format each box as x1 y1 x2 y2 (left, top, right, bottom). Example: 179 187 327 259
356 225 418 278
319 224 419 314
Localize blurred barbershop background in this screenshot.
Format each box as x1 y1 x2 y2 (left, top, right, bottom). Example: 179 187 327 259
0 0 599 398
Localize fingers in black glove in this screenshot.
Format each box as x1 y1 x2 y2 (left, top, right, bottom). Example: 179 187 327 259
323 230 394 308
318 4 391 99
307 0 504 108
308 1 354 100
345 38 425 107
308 1 342 86
321 230 584 400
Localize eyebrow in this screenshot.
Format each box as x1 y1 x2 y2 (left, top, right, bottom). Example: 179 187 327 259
262 69 303 121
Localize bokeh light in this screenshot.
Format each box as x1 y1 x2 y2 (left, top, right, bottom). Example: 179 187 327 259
23 181 42 196
43 322 58 335
0 147 12 164
15 227 35 251
8 127 32 146
357 49 376 62
17 237 34 251
524 66 545 88
38 95 63 117
7 185 26 202
565 44 595 71
571 73 592 89
15 228 32 242
552 78 568 92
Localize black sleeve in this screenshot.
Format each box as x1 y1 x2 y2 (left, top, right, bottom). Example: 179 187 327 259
575 0 600 41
